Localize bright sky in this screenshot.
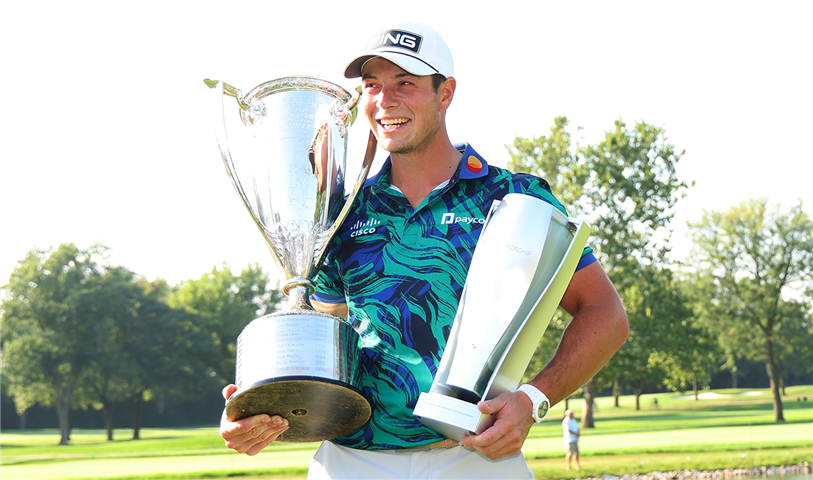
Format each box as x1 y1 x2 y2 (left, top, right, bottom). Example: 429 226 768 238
1 0 811 289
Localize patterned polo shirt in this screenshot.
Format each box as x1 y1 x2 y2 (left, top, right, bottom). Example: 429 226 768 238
312 143 596 450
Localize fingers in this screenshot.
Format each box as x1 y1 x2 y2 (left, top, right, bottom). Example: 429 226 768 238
463 422 524 460
476 397 504 415
460 393 533 460
222 384 238 400
220 411 289 456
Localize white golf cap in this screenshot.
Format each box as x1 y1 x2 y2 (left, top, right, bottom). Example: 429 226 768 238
344 22 454 79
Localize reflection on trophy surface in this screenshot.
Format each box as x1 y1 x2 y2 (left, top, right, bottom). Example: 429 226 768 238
413 194 591 441
204 76 377 442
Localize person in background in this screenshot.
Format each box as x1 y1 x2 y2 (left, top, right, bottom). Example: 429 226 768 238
563 409 581 471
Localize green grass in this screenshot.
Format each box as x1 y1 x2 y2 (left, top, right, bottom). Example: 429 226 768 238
528 447 813 480
1 386 811 480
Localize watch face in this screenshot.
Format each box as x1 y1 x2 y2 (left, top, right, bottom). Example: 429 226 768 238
537 401 549 419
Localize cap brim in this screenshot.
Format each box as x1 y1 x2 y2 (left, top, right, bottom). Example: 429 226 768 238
344 51 439 78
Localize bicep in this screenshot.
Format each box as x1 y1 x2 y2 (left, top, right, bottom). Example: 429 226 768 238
559 261 623 317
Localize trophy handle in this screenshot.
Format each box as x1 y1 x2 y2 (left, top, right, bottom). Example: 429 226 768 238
312 129 377 270
205 80 266 248
204 78 251 110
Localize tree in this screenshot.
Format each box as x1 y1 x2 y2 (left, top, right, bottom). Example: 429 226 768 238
508 116 589 215
79 266 144 440
609 266 712 409
771 301 813 392
78 270 219 440
1 244 109 444
509 117 690 425
687 199 813 421
168 263 283 384
579 119 689 267
122 278 219 439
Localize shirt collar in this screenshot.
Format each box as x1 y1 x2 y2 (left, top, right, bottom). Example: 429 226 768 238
455 143 489 180
364 143 489 190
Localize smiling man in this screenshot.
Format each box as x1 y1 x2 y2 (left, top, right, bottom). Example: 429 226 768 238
219 22 628 479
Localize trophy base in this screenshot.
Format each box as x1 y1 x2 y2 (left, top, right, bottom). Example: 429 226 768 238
226 376 371 443
412 392 494 441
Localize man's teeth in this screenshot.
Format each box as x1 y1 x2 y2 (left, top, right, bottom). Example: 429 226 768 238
380 119 408 126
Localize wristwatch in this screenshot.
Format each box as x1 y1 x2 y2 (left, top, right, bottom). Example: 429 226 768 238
517 384 550 423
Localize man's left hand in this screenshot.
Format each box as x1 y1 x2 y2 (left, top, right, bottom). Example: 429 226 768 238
460 391 534 460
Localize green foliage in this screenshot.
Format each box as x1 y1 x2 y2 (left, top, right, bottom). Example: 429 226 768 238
1 243 111 443
580 120 690 270
510 117 692 269
1 245 284 444
687 199 813 421
168 262 284 383
508 116 589 216
77 266 222 439
600 265 718 408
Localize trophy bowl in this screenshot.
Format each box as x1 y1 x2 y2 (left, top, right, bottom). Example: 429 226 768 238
205 76 376 442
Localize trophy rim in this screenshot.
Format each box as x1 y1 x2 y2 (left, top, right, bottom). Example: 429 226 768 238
243 76 353 104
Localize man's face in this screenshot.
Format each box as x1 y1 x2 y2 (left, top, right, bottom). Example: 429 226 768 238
359 57 445 155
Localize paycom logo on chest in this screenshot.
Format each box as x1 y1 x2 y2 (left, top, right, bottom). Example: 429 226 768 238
440 212 485 226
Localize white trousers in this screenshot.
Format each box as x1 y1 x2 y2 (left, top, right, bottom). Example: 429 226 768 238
307 441 534 480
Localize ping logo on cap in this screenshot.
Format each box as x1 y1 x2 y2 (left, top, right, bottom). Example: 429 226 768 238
367 30 423 54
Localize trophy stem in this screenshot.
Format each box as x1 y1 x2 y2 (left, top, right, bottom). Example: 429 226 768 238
283 277 316 311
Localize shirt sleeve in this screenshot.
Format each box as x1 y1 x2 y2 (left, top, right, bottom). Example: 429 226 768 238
311 242 346 305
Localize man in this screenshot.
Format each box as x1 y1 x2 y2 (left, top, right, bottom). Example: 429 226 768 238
562 409 581 471
220 22 628 479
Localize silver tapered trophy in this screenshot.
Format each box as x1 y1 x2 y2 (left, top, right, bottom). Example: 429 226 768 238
413 193 591 440
204 76 377 442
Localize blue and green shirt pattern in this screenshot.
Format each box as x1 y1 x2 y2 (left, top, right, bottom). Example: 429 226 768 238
312 143 596 450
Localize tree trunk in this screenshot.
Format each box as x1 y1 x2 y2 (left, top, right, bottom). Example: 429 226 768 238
56 399 71 445
635 389 642 411
693 374 699 401
104 405 115 441
764 337 785 422
132 396 142 440
54 379 73 445
780 377 786 396
731 368 738 389
19 409 28 430
581 377 597 429
613 379 620 407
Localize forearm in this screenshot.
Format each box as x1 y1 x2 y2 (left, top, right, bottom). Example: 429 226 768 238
528 263 628 405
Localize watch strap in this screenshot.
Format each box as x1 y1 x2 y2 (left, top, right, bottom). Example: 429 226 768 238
517 383 550 423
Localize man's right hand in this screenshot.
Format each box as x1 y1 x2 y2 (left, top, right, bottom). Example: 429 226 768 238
219 384 289 455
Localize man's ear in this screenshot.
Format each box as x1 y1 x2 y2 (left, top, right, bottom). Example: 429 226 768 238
438 77 456 112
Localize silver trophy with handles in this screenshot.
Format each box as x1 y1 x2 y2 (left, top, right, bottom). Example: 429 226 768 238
204 76 377 442
413 193 591 440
